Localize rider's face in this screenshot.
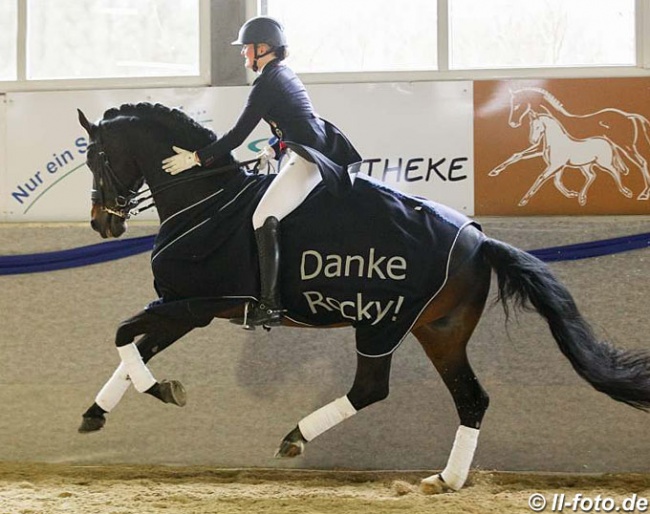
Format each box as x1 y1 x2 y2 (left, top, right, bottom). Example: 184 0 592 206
242 43 272 70
241 44 256 69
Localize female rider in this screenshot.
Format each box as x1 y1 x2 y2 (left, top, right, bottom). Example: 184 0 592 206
162 16 361 327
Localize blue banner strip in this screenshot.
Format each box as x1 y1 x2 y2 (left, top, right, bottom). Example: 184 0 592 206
0 232 649 276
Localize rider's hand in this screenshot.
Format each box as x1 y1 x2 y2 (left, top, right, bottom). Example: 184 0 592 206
162 146 201 175
256 145 276 169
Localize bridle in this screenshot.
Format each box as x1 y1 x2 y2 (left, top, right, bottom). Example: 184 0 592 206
91 146 261 220
91 149 147 219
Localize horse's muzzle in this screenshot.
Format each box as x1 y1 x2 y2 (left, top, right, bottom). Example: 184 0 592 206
90 204 127 239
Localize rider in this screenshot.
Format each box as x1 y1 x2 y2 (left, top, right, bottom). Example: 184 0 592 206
162 16 361 328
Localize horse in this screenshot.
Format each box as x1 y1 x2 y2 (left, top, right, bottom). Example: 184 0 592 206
507 87 650 200
76 102 650 494
491 112 632 206
489 111 572 197
522 114 632 206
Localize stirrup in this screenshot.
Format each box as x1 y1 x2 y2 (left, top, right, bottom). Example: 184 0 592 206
230 301 284 330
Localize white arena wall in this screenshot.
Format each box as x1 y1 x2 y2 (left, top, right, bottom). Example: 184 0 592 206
0 77 649 472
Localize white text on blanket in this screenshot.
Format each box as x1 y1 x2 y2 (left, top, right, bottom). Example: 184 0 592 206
300 249 407 324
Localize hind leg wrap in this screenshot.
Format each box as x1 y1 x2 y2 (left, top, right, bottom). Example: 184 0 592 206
423 425 479 491
298 395 357 442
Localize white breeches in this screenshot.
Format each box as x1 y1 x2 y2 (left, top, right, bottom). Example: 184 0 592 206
252 151 321 229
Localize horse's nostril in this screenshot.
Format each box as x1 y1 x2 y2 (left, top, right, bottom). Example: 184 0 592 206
90 219 98 231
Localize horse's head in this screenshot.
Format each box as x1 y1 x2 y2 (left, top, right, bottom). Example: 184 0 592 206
78 103 232 239
78 108 144 238
508 89 532 128
528 113 545 144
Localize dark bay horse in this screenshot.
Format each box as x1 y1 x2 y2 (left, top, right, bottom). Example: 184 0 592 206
77 103 650 493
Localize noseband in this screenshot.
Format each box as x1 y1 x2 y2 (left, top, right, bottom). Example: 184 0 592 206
91 150 147 219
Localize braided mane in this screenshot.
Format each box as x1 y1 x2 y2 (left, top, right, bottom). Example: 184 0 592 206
515 87 570 115
100 102 218 149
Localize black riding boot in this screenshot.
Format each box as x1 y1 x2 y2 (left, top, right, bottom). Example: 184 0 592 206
232 216 284 328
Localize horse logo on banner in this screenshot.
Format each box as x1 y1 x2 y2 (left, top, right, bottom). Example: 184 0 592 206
489 87 650 205
77 103 650 494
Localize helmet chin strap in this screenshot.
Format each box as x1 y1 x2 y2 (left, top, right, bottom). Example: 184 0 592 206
252 44 275 72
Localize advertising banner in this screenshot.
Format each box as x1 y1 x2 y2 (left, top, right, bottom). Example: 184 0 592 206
475 78 650 215
3 81 473 221
309 81 474 214
5 88 216 222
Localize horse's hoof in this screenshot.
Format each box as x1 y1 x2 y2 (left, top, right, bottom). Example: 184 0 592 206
158 379 187 407
623 188 633 198
420 474 454 495
78 415 106 433
274 439 305 458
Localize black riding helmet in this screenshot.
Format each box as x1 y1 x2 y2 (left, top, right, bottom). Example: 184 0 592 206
232 16 287 72
232 16 287 47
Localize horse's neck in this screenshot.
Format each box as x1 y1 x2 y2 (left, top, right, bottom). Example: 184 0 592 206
149 168 239 223
124 115 237 223
539 116 568 142
536 96 573 123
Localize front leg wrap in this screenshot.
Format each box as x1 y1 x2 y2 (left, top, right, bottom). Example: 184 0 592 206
95 362 131 412
117 343 157 393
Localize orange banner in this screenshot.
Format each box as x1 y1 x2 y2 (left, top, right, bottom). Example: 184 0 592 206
475 78 650 215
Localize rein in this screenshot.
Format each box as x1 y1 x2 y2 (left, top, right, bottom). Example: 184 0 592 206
96 156 261 220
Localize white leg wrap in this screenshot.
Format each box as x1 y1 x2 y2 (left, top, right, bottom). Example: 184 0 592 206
298 396 357 442
439 426 480 490
117 343 156 393
95 362 131 412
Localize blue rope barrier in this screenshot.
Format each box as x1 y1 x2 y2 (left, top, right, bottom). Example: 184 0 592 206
1 232 649 276
0 235 156 275
528 231 650 262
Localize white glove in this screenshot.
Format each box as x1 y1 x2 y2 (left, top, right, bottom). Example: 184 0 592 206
256 145 276 169
162 146 201 175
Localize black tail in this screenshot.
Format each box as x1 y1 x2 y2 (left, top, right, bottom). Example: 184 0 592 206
481 237 650 411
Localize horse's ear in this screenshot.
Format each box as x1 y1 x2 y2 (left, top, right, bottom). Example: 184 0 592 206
77 109 97 137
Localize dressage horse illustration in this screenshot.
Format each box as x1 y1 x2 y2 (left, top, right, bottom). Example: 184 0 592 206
507 87 650 200
77 103 650 494
490 112 632 206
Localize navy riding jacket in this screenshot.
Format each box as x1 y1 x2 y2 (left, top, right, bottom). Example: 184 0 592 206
196 60 361 196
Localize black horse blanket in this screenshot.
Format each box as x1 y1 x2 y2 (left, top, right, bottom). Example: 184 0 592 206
147 171 478 357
